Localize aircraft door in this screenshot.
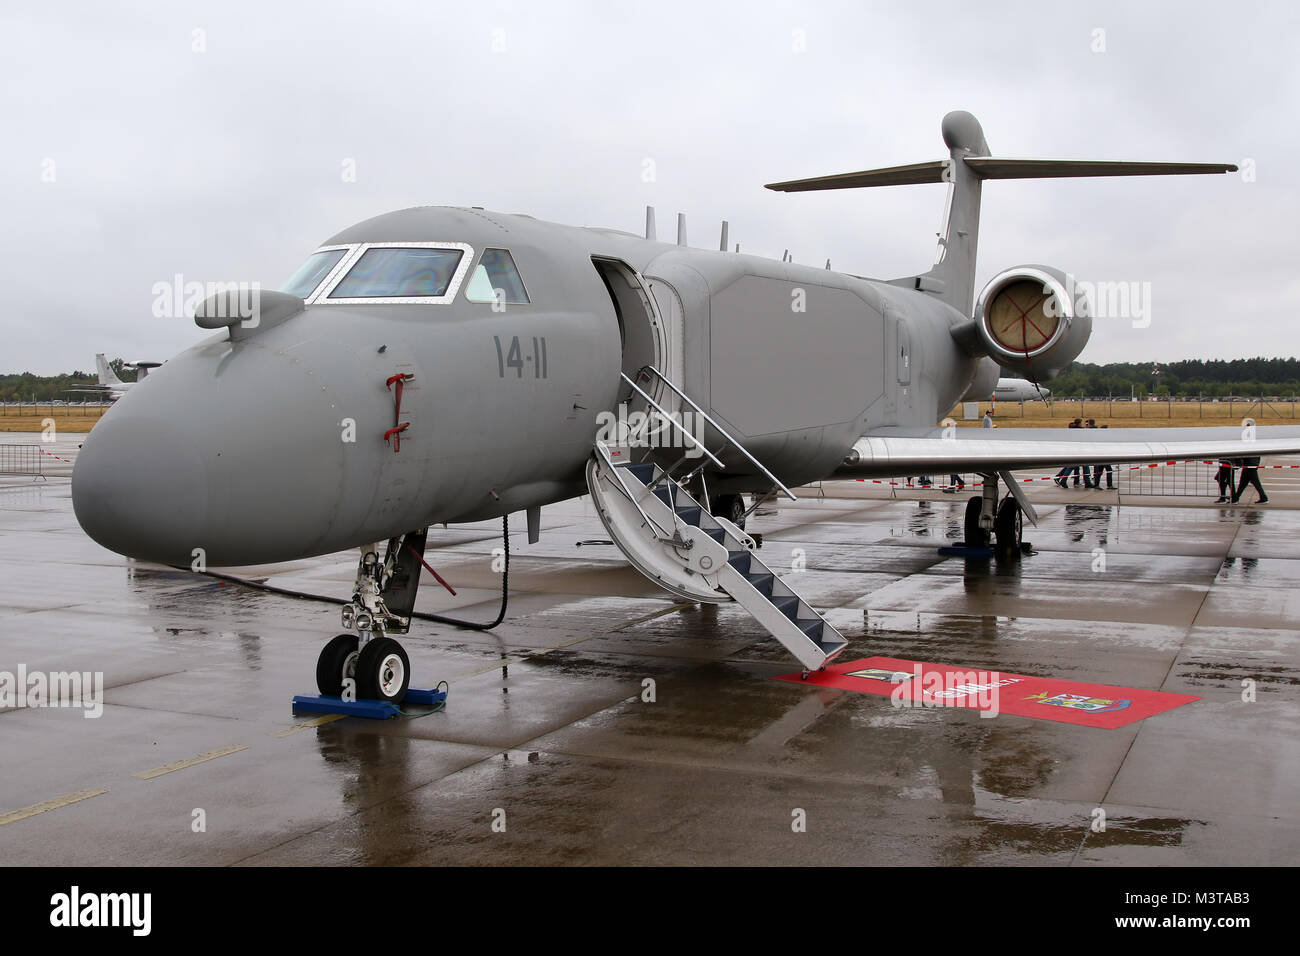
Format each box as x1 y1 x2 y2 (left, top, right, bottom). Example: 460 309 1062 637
896 319 912 386
592 258 671 410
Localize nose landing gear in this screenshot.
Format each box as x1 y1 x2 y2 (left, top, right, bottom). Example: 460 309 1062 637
314 530 432 704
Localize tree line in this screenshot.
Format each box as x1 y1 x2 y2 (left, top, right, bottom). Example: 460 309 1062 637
0 359 136 402
1012 358 1300 399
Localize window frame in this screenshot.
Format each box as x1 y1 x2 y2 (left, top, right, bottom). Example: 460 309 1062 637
463 247 531 306
288 244 355 302
310 241 476 305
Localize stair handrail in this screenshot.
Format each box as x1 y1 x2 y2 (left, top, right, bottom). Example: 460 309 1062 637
593 440 674 539
618 373 725 470
632 366 797 502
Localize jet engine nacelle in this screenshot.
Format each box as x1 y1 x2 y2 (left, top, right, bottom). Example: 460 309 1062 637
973 265 1091 380
959 357 1000 402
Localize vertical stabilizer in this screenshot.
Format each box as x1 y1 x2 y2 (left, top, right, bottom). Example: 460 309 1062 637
95 353 124 387
921 111 990 316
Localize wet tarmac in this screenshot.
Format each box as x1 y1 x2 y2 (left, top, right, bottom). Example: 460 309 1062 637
1 436 1297 865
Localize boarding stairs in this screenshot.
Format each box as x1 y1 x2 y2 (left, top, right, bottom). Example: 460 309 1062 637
586 368 848 672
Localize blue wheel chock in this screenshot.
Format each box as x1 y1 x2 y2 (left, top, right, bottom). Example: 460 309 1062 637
292 686 447 719
937 545 995 558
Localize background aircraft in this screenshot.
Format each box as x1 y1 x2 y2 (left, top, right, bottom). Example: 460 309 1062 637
993 377 1050 401
65 354 160 401
70 111 1300 700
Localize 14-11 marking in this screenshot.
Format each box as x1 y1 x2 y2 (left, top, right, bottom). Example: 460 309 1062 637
493 335 548 379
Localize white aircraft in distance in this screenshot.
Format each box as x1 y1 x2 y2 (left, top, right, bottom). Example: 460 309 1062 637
994 377 1050 401
66 354 161 401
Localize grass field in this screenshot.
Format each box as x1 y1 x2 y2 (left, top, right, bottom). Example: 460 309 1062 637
953 398 1300 429
0 406 110 433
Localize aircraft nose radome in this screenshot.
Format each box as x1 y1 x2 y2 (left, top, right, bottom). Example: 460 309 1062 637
73 416 208 566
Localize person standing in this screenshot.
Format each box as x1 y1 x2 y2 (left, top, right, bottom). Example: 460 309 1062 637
1231 456 1268 505
982 411 993 428
1081 419 1098 488
1095 425 1115 489
1055 419 1083 488
1214 458 1236 503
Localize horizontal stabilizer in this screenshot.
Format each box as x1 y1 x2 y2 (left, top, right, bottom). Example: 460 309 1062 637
766 157 1236 192
966 158 1238 179
765 160 947 192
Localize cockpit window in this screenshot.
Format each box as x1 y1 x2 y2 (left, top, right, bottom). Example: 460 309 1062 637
329 247 464 299
282 249 347 299
465 248 530 304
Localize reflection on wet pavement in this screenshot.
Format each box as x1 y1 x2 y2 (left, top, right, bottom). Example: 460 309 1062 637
1 465 1298 865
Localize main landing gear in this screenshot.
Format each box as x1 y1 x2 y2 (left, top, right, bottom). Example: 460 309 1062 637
315 529 430 705
962 473 1025 560
711 493 747 529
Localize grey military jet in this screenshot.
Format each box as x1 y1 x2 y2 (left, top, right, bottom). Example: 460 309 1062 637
71 111 1300 700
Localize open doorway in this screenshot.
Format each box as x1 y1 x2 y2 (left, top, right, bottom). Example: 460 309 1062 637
592 257 667 406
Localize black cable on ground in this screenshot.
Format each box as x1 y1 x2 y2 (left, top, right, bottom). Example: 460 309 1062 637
176 515 511 631
422 515 509 630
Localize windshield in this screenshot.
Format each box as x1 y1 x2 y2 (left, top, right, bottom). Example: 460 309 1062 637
329 247 464 299
281 249 347 298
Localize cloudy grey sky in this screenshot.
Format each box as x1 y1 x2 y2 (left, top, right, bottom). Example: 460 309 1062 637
3 0 1297 373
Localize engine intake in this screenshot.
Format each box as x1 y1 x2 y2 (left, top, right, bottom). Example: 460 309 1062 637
973 265 1091 379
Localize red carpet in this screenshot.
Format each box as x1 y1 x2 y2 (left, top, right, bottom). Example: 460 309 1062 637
774 656 1199 729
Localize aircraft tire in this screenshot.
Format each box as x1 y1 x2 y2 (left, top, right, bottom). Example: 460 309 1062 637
964 496 990 548
994 498 1023 557
316 633 359 697
712 494 746 529
356 637 410 704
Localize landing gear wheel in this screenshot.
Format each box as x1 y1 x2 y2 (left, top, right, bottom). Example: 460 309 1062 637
356 637 410 704
712 493 746 529
994 497 1023 555
316 634 359 696
964 496 990 548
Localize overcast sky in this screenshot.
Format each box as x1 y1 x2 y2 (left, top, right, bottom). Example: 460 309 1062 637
3 0 1297 374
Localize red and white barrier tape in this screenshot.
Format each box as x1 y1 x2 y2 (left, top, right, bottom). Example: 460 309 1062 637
855 458 1300 490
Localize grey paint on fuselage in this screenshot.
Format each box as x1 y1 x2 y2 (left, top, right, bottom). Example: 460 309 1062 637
74 204 974 566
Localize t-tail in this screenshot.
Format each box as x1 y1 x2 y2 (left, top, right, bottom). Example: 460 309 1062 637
95 353 125 388
765 110 1238 318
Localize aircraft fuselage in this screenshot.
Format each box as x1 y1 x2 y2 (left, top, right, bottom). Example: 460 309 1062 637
73 205 977 566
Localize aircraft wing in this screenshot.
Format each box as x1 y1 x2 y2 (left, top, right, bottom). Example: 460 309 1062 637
834 425 1300 478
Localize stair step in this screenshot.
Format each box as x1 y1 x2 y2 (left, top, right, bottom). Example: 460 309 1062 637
816 635 848 654
653 486 673 507
705 528 728 544
772 596 800 621
728 552 752 574
675 506 702 526
797 618 824 641
747 573 774 596
624 462 657 484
